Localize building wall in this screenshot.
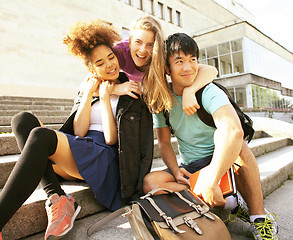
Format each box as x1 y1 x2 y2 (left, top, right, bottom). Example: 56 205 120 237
1 0 291 99
0 0 244 98
243 37 293 89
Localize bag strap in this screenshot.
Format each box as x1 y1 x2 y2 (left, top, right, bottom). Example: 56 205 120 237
175 191 215 221
140 188 173 198
144 196 186 234
87 207 129 239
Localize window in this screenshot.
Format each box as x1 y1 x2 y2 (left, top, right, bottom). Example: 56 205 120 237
136 0 143 10
148 0 154 15
167 7 172 23
122 28 130 39
158 2 164 19
125 0 131 5
231 39 242 52
175 11 181 26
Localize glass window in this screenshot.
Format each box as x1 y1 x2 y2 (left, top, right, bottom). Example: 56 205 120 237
148 0 154 15
232 52 244 73
228 63 232 74
218 42 230 55
231 39 242 52
206 46 217 58
167 7 172 23
175 11 181 26
136 0 143 10
199 49 207 64
122 28 129 39
158 2 164 19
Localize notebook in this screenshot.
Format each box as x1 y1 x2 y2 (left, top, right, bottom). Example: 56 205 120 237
190 166 236 198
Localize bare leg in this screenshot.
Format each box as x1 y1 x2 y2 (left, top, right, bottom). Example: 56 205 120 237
234 141 265 215
143 171 188 194
49 131 83 180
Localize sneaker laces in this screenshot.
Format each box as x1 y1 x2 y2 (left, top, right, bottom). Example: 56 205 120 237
224 205 249 223
224 193 250 223
47 199 63 223
252 213 278 240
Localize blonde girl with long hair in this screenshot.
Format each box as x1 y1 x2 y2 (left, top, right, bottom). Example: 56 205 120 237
87 15 218 114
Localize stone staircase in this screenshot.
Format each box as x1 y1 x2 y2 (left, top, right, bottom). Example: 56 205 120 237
0 96 293 239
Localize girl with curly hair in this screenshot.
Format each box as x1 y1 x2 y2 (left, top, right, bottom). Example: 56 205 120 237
87 15 218 114
0 19 153 240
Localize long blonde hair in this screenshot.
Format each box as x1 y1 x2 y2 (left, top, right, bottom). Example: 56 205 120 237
130 16 173 113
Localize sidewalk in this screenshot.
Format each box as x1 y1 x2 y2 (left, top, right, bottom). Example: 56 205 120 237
228 177 293 240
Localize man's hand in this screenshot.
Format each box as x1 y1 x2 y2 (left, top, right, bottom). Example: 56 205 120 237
193 167 227 207
113 81 141 98
182 87 200 116
174 168 191 186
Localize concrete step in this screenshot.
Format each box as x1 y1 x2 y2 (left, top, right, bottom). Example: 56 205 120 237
0 129 286 159
0 104 72 112
0 115 68 126
153 135 290 161
1 182 105 240
0 109 71 117
0 124 63 134
0 96 74 105
9 144 293 240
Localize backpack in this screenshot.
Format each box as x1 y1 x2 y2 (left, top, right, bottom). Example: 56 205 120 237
164 81 255 143
87 188 231 240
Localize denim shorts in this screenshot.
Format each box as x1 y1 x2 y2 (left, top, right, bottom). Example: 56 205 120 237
164 155 213 178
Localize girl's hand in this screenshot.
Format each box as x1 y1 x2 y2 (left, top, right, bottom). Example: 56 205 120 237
80 75 102 96
99 81 114 100
113 81 142 98
182 87 200 116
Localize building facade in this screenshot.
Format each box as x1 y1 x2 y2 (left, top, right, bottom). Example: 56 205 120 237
196 21 293 110
0 0 292 110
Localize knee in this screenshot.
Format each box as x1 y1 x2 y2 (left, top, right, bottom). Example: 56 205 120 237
11 111 39 133
143 172 163 194
29 127 57 155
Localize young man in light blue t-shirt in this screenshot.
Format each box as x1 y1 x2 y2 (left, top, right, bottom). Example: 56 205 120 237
143 33 278 240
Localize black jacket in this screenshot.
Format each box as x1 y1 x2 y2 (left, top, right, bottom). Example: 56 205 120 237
60 73 154 199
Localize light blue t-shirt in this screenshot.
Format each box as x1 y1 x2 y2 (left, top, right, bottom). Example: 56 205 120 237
153 83 230 165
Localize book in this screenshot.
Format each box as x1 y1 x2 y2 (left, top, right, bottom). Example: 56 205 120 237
190 166 237 198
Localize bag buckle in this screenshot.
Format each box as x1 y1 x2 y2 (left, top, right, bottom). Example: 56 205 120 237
163 215 185 234
194 204 215 221
183 216 203 235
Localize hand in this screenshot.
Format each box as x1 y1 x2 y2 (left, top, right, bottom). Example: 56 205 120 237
174 168 191 186
99 81 114 100
193 168 227 207
113 81 142 98
182 88 200 116
80 75 102 96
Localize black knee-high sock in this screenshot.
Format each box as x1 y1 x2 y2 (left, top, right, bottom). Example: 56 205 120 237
0 113 64 231
11 112 65 198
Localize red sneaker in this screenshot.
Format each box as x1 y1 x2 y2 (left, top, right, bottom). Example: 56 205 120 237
44 193 81 240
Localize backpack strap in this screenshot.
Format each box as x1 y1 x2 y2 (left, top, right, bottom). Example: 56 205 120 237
87 207 128 239
195 84 215 128
164 82 254 142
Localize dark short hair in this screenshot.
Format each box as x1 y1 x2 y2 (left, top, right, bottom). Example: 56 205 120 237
165 33 199 68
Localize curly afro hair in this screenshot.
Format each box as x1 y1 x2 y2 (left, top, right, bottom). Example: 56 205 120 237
63 19 122 69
